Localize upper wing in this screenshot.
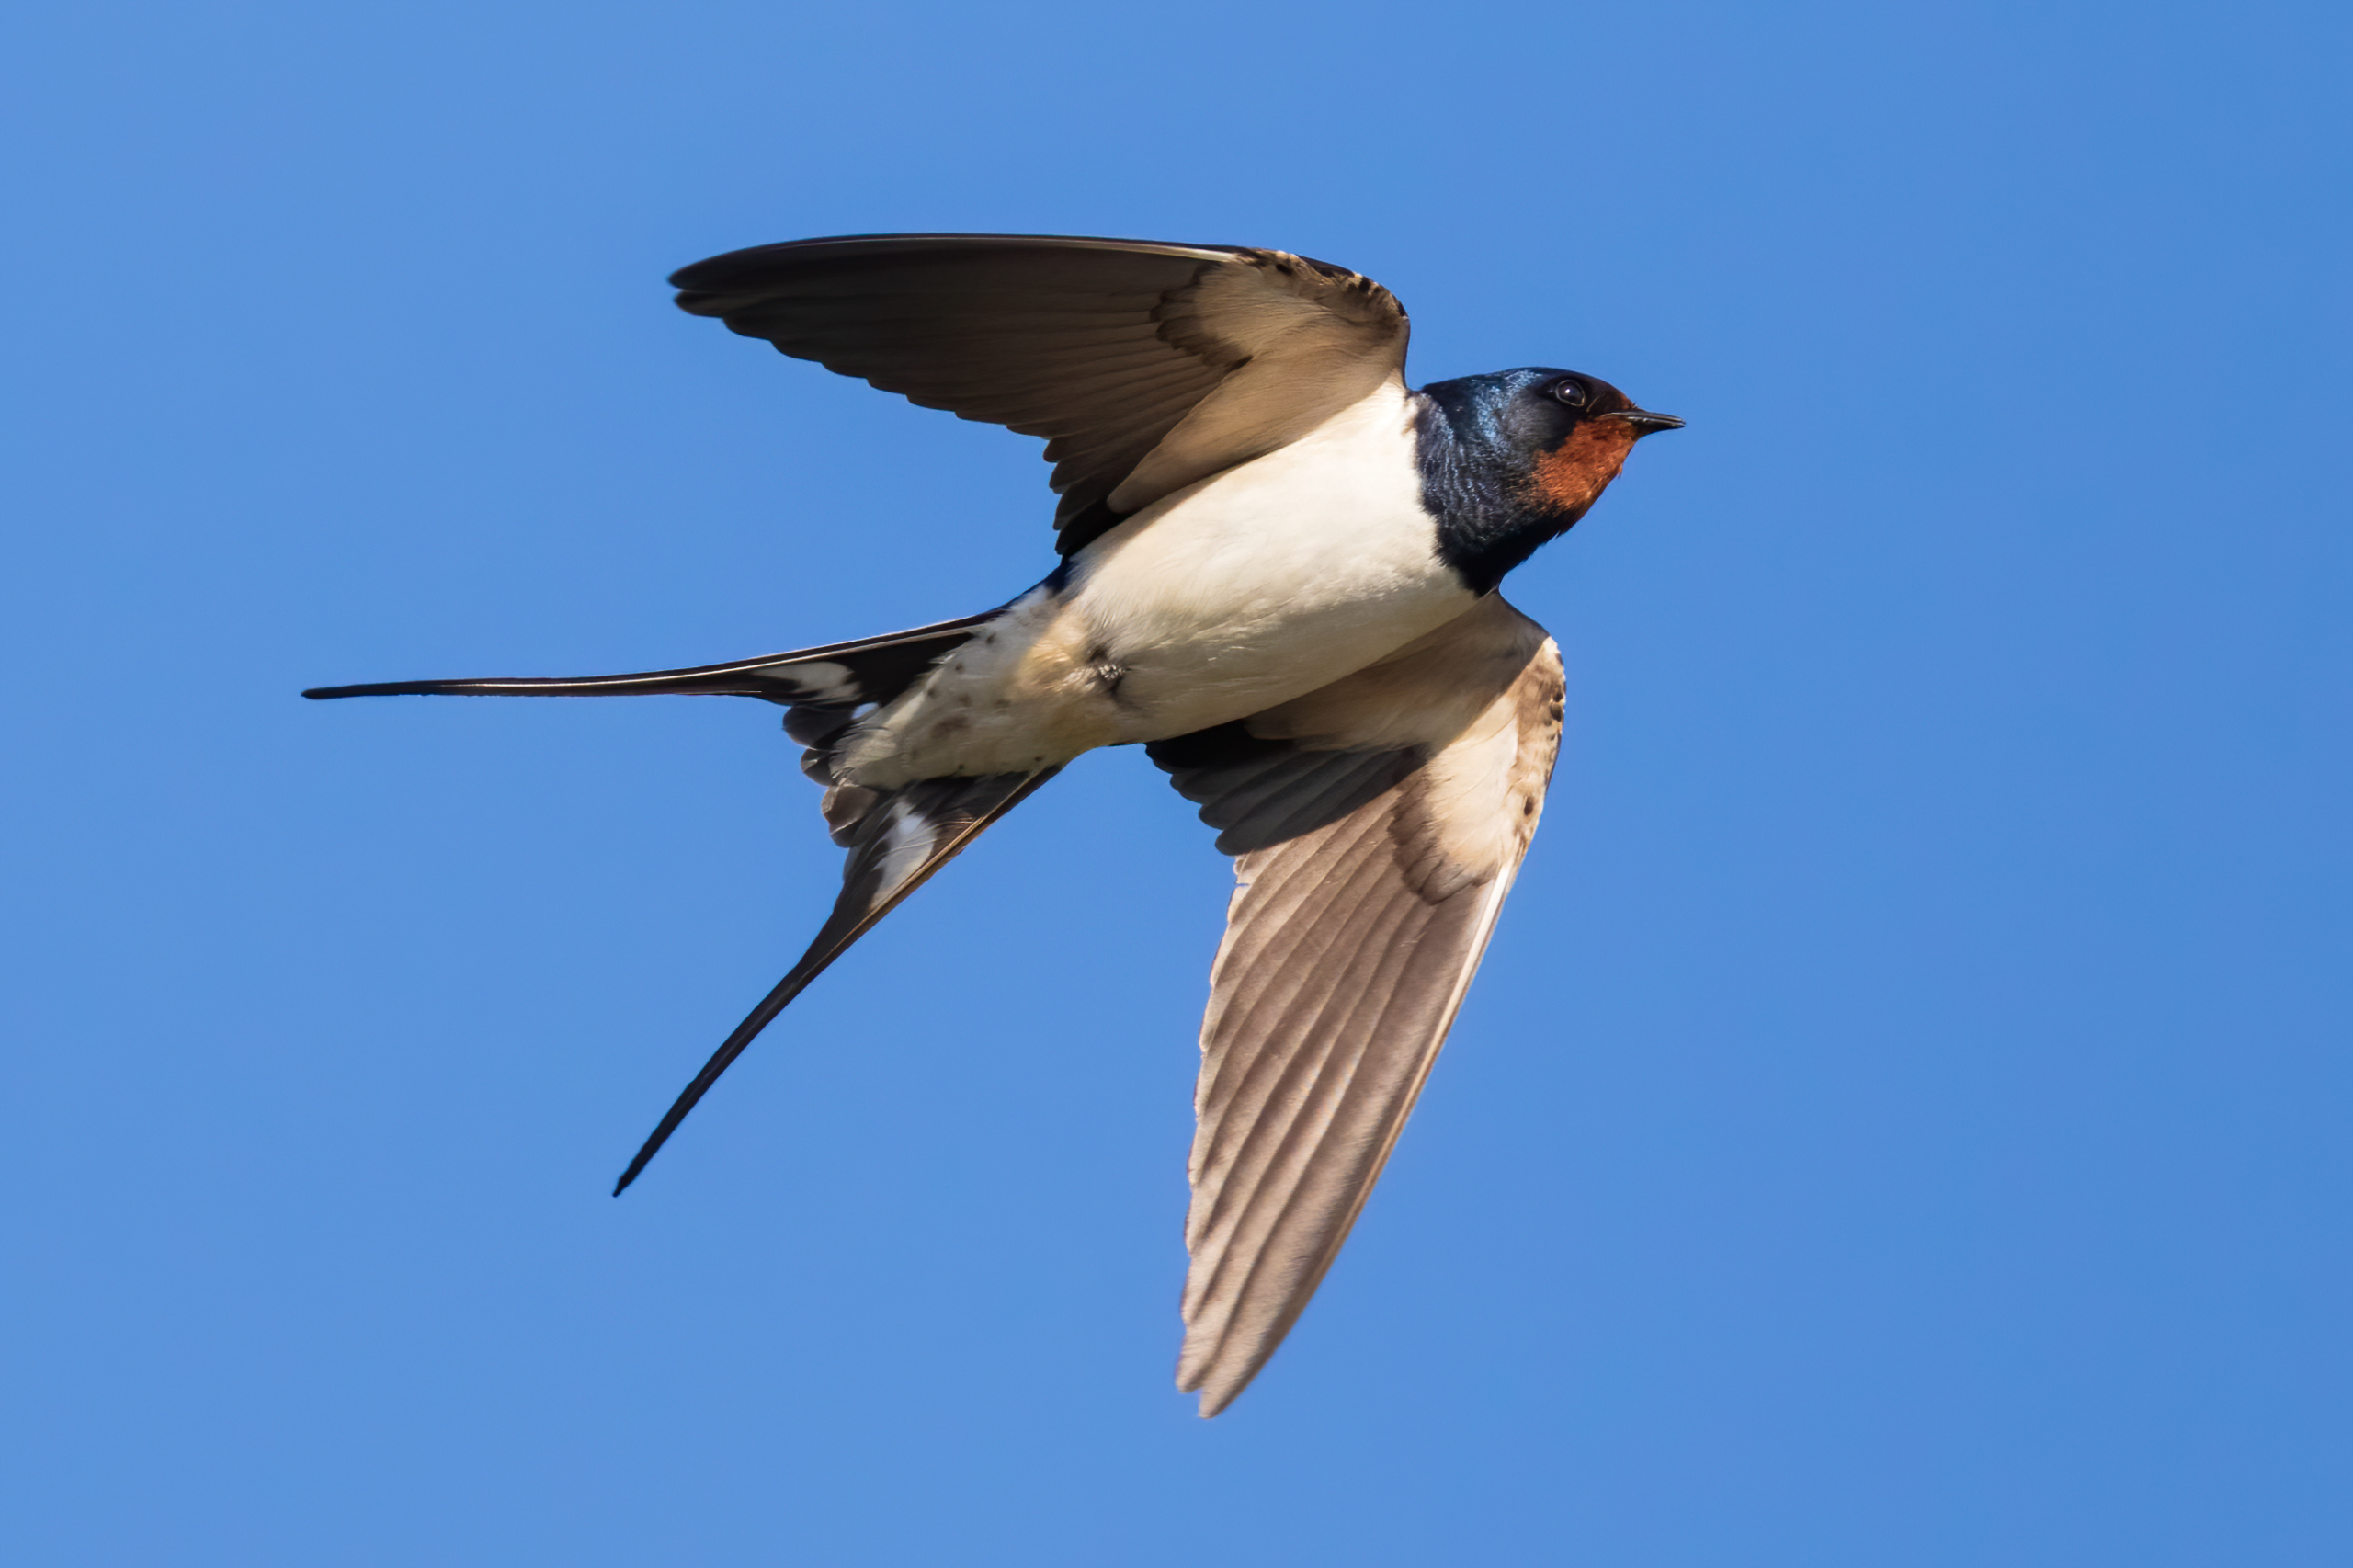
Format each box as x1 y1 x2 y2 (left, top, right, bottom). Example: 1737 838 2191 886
1146 596 1565 1415
671 233 1409 542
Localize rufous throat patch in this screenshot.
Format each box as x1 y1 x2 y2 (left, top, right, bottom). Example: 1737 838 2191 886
1531 419 1638 518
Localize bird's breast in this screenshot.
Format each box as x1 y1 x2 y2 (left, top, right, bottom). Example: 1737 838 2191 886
841 381 1477 786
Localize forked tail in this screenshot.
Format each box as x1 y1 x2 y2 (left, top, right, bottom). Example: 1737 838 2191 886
303 612 1054 1191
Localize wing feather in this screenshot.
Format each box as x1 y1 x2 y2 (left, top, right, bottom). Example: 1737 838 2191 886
1148 597 1566 1415
672 233 1409 538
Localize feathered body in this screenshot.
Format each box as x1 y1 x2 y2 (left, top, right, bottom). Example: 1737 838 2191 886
304 233 1680 1415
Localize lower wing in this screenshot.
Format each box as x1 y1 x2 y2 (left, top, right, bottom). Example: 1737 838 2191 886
1148 595 1565 1415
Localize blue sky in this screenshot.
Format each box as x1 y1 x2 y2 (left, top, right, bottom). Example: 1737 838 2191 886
6 2 2348 1562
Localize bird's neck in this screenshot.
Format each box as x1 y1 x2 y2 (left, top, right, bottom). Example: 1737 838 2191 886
1412 394 1586 595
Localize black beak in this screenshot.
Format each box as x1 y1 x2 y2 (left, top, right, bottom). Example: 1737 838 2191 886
1608 408 1685 435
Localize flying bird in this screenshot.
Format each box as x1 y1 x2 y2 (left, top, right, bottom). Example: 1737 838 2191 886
305 234 1681 1415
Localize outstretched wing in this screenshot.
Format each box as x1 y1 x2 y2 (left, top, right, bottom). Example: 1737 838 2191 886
671 233 1409 544
1147 596 1565 1415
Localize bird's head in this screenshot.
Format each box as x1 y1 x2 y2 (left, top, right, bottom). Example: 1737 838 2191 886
1420 367 1683 530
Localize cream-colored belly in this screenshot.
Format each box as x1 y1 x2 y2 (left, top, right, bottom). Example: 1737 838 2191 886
838 381 1476 786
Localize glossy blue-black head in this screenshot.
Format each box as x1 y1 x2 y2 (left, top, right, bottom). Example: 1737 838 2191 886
1421 367 1681 475
1415 368 1682 592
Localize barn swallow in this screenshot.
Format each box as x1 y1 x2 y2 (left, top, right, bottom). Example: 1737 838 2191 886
305 234 1680 1415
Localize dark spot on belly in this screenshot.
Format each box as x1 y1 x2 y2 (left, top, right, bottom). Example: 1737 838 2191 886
1086 644 1131 704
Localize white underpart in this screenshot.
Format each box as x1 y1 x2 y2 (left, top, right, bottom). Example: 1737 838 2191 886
839 379 1477 786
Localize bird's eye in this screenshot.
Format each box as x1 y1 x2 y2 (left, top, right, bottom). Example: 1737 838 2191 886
1548 378 1589 408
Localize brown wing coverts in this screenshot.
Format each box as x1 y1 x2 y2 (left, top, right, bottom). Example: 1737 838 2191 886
1156 597 1566 1415
671 233 1408 534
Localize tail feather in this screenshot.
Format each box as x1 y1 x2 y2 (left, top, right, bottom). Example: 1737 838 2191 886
611 767 1058 1194
302 608 1047 1191
300 613 993 706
